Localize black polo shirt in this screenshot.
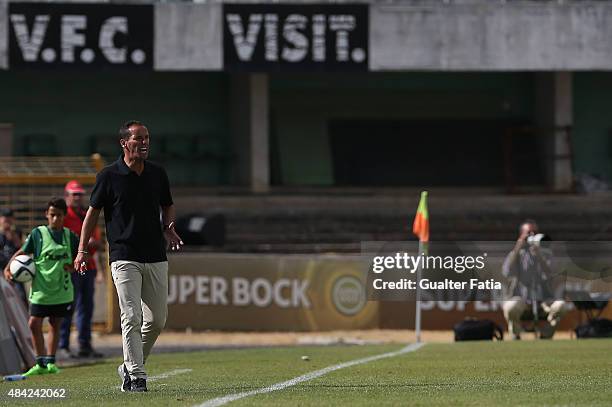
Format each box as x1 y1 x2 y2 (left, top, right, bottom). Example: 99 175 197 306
90 156 173 263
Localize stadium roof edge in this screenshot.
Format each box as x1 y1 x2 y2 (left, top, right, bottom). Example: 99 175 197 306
4 0 611 5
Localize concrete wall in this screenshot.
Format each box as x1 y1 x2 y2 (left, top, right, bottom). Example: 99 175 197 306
4 1 612 71
151 0 612 72
151 1 612 72
155 3 222 71
371 1 612 71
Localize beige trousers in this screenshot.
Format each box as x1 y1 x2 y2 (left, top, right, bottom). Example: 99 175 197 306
503 297 569 339
111 261 168 380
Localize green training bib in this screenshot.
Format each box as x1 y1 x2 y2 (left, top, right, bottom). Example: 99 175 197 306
29 226 74 305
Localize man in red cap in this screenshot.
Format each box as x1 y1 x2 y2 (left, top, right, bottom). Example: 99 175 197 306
59 180 103 358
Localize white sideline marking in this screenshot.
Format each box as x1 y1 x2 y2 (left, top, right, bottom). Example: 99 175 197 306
149 368 193 382
196 343 425 407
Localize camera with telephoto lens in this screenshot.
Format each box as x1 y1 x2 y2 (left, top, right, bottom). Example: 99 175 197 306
527 233 550 246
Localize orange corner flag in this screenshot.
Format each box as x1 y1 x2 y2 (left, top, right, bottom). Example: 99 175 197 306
412 191 429 242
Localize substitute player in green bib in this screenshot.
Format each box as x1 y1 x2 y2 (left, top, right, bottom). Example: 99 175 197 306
3 198 79 376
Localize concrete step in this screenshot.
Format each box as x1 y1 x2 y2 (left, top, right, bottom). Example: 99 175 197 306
172 192 612 252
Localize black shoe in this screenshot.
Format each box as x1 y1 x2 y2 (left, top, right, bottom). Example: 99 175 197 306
79 348 104 358
130 378 147 392
117 364 131 392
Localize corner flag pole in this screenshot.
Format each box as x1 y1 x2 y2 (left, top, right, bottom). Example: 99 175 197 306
412 191 429 344
415 242 423 343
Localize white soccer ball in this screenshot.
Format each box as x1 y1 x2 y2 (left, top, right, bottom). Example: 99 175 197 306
10 255 36 283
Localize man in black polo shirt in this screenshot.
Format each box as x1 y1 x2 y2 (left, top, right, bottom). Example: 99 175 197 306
74 120 183 392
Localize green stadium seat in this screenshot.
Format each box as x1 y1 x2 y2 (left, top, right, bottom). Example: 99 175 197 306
90 134 120 162
23 134 57 156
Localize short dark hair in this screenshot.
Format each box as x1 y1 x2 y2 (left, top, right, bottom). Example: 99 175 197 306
47 197 67 214
119 120 146 141
519 218 538 232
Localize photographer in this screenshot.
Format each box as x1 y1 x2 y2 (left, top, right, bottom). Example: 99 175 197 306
502 219 568 340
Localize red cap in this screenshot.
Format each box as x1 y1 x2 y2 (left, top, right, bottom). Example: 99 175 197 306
65 180 85 194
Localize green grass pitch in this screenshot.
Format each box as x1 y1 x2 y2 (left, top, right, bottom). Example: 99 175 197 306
2 339 612 406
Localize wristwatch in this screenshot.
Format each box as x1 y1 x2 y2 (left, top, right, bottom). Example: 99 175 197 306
163 221 175 231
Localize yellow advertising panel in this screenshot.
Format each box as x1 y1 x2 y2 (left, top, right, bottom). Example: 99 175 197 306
110 253 379 332
108 253 607 332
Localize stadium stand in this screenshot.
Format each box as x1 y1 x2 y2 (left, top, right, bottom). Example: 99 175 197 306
171 192 612 253
0 156 102 232
22 135 58 157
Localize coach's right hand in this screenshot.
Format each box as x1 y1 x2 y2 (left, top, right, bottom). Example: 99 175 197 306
74 252 89 275
3 267 12 282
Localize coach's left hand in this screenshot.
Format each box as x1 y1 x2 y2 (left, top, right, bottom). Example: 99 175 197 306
164 228 184 251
